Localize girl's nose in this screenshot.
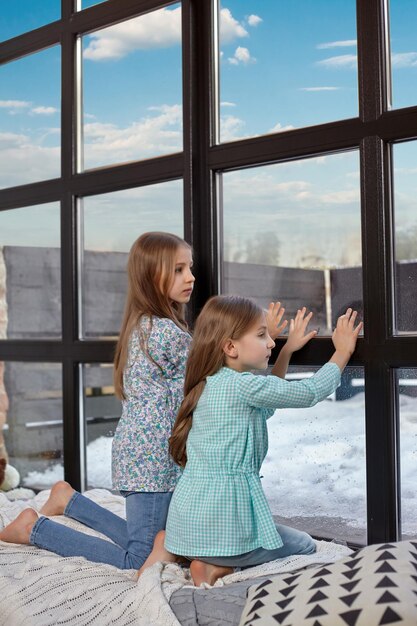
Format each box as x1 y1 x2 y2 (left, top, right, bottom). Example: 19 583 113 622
267 335 275 349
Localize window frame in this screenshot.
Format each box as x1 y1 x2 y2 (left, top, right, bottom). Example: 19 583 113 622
1 0 416 546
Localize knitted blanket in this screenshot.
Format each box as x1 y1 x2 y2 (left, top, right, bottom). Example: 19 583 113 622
0 489 352 626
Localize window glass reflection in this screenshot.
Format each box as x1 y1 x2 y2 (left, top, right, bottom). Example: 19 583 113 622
0 47 61 188
0 203 61 339
217 0 358 143
222 152 362 335
2 362 63 491
393 141 417 333
263 365 366 545
79 181 183 338
389 0 417 110
83 364 121 490
398 368 417 540
80 4 182 170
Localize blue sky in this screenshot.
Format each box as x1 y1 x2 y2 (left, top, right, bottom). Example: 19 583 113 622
219 0 358 138
0 1 416 267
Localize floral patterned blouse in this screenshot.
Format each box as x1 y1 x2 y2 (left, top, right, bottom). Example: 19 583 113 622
112 316 191 492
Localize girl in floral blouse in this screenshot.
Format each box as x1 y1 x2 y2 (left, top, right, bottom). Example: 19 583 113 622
0 232 195 569
139 295 362 585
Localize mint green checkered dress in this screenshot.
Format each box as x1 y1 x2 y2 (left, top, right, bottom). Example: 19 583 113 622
165 363 341 557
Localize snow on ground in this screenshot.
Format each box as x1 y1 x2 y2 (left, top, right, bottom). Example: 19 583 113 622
23 392 417 536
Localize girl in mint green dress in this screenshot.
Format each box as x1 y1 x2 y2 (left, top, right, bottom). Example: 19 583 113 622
139 295 362 585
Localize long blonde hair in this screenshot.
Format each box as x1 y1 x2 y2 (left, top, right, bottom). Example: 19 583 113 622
169 295 263 467
114 232 191 399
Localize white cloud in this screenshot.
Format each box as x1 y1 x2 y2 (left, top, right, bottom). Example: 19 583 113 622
220 8 248 43
83 7 181 61
0 100 31 109
394 166 417 175
220 115 246 141
82 7 249 61
220 101 236 107
391 52 417 68
0 131 28 147
31 106 59 115
269 122 295 133
223 161 360 208
220 118 296 142
0 131 60 188
247 15 262 27
346 171 361 180
83 104 182 167
319 189 359 204
228 46 254 65
225 172 312 202
317 54 357 69
0 105 183 187
317 40 357 49
300 87 340 91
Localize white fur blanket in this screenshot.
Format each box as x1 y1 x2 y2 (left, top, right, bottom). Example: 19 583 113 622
0 489 352 626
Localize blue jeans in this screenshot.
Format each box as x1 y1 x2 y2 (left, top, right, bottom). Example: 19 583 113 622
30 491 172 570
187 523 316 568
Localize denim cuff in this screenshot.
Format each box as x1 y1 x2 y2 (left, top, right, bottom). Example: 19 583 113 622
64 490 80 516
29 514 46 545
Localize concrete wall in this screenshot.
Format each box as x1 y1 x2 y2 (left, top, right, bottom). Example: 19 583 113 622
82 250 127 337
330 263 417 330
224 262 327 329
3 246 61 339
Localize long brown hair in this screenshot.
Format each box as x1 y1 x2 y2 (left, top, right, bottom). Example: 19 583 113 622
169 295 263 467
114 232 192 399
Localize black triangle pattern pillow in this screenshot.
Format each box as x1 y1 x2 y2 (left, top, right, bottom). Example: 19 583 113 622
239 540 417 626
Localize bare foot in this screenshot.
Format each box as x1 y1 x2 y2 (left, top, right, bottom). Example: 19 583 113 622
137 531 178 577
190 560 233 586
40 480 75 516
0 509 38 544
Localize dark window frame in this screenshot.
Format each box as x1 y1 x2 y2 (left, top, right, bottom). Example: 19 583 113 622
1 0 417 545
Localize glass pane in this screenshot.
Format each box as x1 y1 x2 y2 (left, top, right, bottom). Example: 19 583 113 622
389 0 417 110
83 363 121 490
217 0 358 143
2 362 63 491
80 4 182 171
263 365 366 544
0 47 61 189
80 0 108 8
393 141 417 333
79 180 183 338
222 152 363 335
398 368 417 539
0 203 61 339
0 1 60 42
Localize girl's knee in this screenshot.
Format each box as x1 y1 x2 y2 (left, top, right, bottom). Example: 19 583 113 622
300 532 316 554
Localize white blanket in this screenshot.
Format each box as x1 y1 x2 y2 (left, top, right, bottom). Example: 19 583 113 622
0 489 352 626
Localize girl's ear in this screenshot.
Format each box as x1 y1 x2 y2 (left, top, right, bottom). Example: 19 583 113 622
223 338 238 358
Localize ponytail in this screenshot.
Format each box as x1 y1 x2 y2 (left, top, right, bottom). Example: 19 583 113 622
169 380 206 467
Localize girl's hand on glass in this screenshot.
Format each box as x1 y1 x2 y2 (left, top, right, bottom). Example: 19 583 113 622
332 308 363 357
285 307 317 353
266 301 288 340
